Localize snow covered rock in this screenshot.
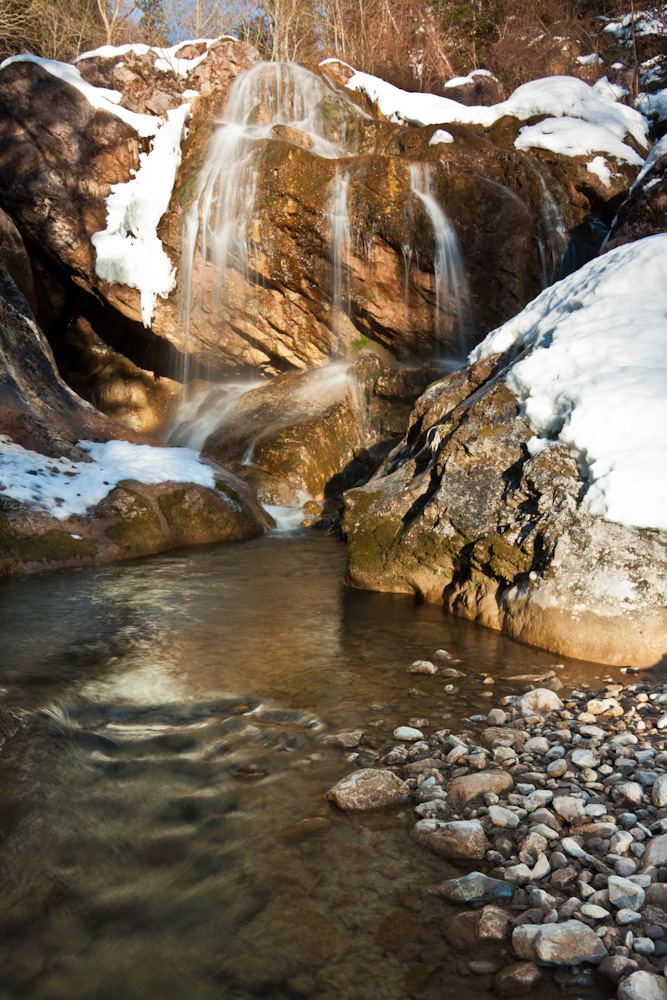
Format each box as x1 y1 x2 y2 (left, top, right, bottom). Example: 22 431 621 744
343 235 667 667
606 133 667 251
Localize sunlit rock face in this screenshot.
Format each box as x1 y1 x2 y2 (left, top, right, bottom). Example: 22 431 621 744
0 42 601 385
342 349 667 669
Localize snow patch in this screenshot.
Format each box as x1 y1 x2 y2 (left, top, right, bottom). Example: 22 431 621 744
347 72 648 164
631 132 667 191
428 128 454 145
0 437 216 520
470 234 667 532
587 155 613 185
91 104 190 327
515 116 643 165
577 53 603 65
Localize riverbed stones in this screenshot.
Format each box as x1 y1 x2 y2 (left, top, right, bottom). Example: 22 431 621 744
494 961 541 996
407 660 436 674
512 920 607 966
412 819 487 859
653 775 667 807
326 769 410 810
608 877 647 912
477 905 512 940
617 970 667 1000
514 689 564 718
446 770 513 804
553 795 586 824
488 805 520 828
435 872 513 904
393 727 423 740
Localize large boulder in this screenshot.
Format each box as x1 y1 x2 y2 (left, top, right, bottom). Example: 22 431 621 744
342 236 667 667
0 263 269 575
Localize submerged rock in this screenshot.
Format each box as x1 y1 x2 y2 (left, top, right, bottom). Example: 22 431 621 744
494 961 541 996
435 871 513 904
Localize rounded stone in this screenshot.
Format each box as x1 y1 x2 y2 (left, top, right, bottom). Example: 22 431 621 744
494 961 541 996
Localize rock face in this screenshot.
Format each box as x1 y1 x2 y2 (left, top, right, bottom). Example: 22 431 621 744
342 350 667 666
0 265 269 576
606 141 667 252
0 42 612 385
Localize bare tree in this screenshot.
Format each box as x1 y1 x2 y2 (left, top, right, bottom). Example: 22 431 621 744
95 0 137 45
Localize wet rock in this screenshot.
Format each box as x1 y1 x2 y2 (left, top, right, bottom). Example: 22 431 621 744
481 726 528 746
512 919 607 966
596 954 639 988
494 961 541 996
412 818 487 859
323 730 364 749
477 905 512 940
617 970 667 1000
447 770 513 804
394 726 424 741
408 660 436 674
436 871 513 904
326 769 410 810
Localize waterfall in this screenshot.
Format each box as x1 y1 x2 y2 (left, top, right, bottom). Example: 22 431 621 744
408 163 468 357
535 172 569 288
329 169 351 349
180 63 365 377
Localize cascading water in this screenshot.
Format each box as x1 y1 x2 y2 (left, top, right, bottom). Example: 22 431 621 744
534 171 570 288
172 62 471 476
180 62 362 383
329 169 351 350
408 162 469 357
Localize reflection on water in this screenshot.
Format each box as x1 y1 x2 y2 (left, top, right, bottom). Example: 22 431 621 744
0 534 622 1000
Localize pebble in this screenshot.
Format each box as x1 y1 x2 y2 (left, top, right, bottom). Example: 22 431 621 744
393 726 424 740
488 805 520 828
407 660 436 674
618 970 667 1000
327 674 667 983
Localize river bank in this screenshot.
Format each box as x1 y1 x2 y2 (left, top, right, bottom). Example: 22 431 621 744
326 650 667 998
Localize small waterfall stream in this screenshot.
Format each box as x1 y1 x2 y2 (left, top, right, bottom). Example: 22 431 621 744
408 163 468 356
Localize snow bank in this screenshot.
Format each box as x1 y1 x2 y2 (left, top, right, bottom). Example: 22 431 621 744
637 88 667 122
0 53 159 137
347 71 648 164
74 37 236 75
470 234 667 532
0 437 215 520
91 104 190 327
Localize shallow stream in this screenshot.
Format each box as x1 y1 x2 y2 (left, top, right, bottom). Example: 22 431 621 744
0 532 625 1000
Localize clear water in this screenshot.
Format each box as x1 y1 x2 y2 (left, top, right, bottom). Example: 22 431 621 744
0 533 621 1000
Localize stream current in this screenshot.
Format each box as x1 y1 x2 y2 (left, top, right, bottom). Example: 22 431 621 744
0 531 624 1000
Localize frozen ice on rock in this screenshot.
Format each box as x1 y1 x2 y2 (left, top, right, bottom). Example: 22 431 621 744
471 236 667 532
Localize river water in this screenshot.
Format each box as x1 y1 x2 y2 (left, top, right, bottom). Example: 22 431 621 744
0 532 623 1000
